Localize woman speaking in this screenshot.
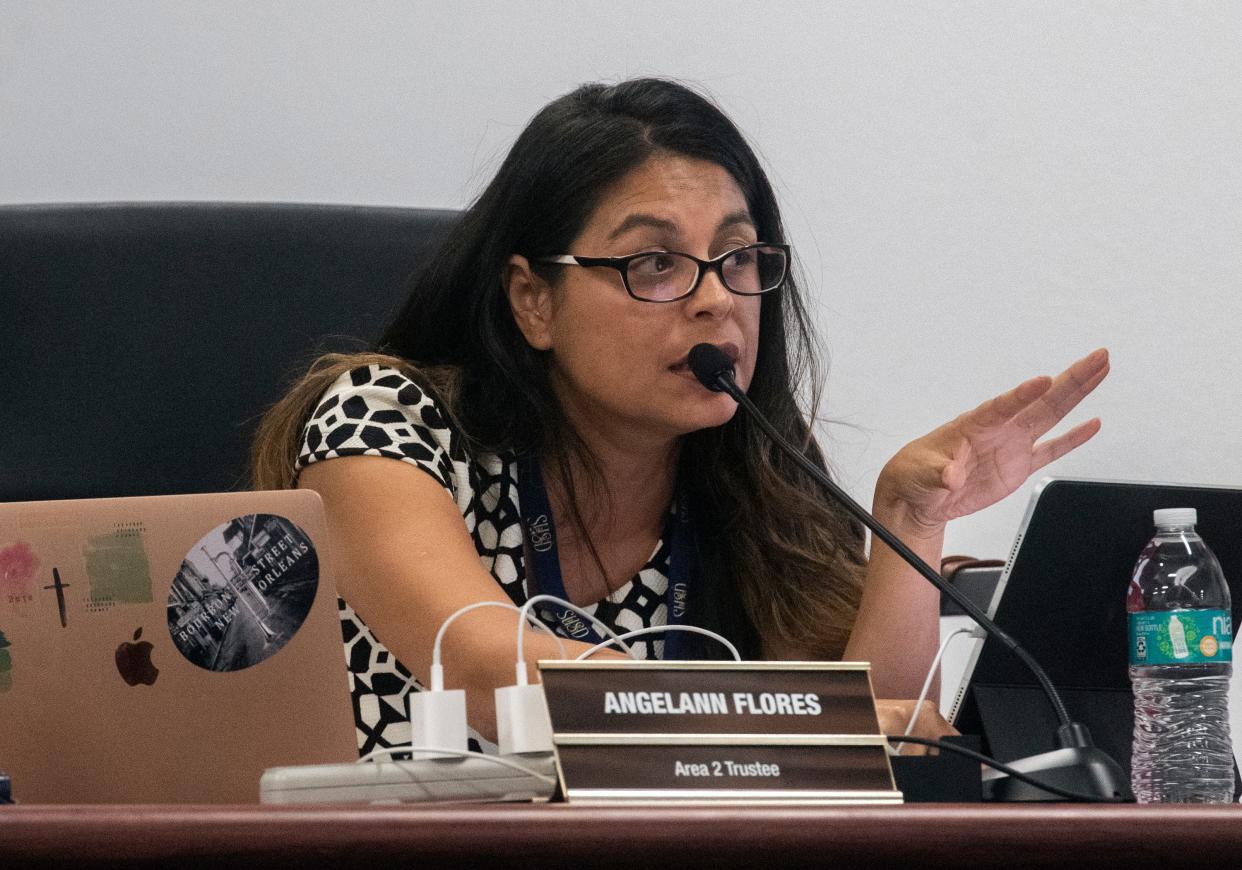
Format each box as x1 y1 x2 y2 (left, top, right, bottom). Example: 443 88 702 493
252 78 1108 756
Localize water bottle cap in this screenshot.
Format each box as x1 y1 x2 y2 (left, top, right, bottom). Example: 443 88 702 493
1153 507 1197 527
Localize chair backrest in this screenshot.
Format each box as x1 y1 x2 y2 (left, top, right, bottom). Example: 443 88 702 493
0 202 460 501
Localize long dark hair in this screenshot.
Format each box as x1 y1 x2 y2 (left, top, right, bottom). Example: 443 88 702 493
254 79 865 659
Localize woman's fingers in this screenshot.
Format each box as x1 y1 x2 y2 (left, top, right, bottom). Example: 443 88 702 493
962 375 1053 431
1031 417 1103 470
1011 348 1110 437
955 348 1108 443
875 699 959 756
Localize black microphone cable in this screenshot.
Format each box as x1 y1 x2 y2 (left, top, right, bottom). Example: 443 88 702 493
688 342 1070 726
886 737 1128 803
688 342 1132 802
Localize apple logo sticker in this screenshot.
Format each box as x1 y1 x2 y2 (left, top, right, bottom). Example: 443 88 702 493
115 627 159 686
166 514 318 672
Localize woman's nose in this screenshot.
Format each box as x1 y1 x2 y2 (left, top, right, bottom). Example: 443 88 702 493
687 267 734 318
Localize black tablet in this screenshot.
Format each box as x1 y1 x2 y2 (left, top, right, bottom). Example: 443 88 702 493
948 477 1242 781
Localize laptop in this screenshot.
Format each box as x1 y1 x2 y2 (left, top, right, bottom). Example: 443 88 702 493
948 477 1242 785
0 489 357 803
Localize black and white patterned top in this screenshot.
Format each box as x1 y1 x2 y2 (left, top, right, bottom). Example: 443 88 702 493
296 364 671 756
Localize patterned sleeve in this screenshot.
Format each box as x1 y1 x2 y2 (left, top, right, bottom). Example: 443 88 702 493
296 364 457 492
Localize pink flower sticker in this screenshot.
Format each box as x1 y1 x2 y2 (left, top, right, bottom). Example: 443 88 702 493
0 542 40 599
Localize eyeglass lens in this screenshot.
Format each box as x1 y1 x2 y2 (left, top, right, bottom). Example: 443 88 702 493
627 246 787 301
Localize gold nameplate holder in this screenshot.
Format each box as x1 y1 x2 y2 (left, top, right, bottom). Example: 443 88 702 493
537 660 902 805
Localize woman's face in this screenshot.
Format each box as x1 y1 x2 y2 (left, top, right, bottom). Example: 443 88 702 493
510 155 765 447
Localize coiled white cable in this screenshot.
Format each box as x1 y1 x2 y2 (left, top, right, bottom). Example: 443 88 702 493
431 600 568 692
575 625 741 661
514 593 636 684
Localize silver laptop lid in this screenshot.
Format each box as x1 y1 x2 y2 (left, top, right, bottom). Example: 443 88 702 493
0 489 357 803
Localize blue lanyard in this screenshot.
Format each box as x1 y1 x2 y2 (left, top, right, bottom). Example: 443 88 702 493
516 452 695 659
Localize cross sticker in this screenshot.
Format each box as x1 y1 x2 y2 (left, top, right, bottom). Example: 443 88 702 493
43 567 70 628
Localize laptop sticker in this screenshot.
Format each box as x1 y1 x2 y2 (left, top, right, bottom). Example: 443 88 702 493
114 627 159 686
42 567 71 628
0 541 39 609
0 630 11 692
166 514 318 672
84 522 154 613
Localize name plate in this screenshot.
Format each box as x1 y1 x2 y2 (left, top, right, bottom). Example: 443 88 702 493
537 660 901 805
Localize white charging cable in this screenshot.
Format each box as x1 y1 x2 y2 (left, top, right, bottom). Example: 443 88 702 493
418 594 633 758
431 600 568 691
575 625 741 661
356 745 557 785
890 626 983 754
412 600 567 759
514 593 636 685
417 594 725 761
496 594 642 756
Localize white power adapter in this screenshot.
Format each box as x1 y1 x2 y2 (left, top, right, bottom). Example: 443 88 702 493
494 662 554 755
421 596 640 760
408 663 467 758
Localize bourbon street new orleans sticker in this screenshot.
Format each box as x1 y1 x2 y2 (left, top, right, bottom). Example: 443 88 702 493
167 514 318 672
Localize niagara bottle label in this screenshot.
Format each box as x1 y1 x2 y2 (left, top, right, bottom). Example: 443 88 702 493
1129 609 1232 665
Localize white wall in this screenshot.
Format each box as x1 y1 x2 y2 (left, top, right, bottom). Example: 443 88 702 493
4 1 1241 559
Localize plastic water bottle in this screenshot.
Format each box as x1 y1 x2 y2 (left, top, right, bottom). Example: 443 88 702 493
1128 507 1234 803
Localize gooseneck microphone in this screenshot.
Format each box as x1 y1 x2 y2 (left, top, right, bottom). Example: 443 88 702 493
687 342 1131 802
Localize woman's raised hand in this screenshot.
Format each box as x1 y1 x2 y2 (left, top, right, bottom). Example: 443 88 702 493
876 349 1110 535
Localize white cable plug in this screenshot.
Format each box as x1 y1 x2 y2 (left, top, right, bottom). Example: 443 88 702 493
494 594 639 753
494 682 555 755
575 625 742 661
428 594 715 758
414 601 567 758
408 686 468 759
498 602 743 752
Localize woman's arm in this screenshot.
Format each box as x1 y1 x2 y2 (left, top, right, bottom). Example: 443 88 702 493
842 490 944 698
843 349 1110 698
299 455 617 743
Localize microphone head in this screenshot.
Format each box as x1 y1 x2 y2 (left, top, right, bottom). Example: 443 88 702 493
688 343 735 392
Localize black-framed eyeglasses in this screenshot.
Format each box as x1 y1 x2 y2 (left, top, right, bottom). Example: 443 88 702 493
537 243 790 303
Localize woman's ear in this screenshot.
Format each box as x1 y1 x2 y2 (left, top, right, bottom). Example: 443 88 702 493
504 255 554 351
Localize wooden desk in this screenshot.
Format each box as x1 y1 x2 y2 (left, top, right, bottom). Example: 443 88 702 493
2 803 1240 868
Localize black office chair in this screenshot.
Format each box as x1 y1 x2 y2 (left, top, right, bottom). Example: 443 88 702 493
0 202 459 502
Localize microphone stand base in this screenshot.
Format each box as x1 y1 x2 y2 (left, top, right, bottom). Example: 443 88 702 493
982 745 1133 802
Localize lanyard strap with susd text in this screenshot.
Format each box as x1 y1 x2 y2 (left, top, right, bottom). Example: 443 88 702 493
516 452 694 659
